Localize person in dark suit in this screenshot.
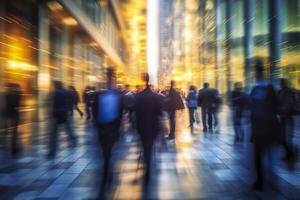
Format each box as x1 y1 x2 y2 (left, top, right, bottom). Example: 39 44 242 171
4 83 21 154
250 59 281 190
278 78 296 163
48 81 77 157
229 82 248 142
68 86 83 117
92 68 124 197
135 73 163 188
197 82 216 132
166 80 184 140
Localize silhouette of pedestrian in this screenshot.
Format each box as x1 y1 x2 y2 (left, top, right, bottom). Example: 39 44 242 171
278 78 296 162
249 59 281 190
135 73 163 189
92 68 124 197
4 83 21 154
166 80 184 140
123 84 135 131
229 82 248 142
83 86 96 120
186 85 198 134
197 83 216 133
212 88 221 131
68 86 83 117
48 81 77 157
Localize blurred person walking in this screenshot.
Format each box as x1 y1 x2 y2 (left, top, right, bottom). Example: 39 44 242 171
4 83 21 154
92 68 124 196
186 85 198 134
48 81 77 157
249 59 281 190
212 88 221 132
68 86 83 117
198 83 217 133
135 73 163 189
229 82 248 142
278 78 299 162
166 80 184 140
123 84 136 131
83 86 96 120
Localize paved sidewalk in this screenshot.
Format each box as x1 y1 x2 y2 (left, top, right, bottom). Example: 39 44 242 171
0 109 299 200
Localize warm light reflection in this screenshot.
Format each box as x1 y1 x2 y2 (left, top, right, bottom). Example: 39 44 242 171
8 61 37 71
62 17 78 26
47 1 64 12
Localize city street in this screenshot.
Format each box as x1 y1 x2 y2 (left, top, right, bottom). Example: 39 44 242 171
1 108 300 200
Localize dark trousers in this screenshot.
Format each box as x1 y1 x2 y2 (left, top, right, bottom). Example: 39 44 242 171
201 107 213 130
49 116 76 155
168 110 176 138
140 136 156 186
188 108 196 131
85 103 92 119
5 117 20 154
280 115 294 158
97 125 119 193
233 108 243 141
254 144 265 185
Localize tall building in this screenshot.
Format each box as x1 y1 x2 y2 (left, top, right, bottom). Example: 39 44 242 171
158 0 202 89
0 0 143 123
158 0 174 88
118 0 147 85
206 0 300 93
165 0 300 93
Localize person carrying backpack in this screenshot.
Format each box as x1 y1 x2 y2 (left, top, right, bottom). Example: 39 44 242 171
92 68 124 197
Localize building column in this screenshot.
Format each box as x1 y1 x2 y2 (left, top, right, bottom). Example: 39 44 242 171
268 0 282 86
0 0 5 128
225 0 233 91
200 0 206 84
37 1 51 121
214 0 222 91
243 0 254 91
61 27 71 86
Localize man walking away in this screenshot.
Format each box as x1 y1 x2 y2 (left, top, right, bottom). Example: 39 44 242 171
135 73 163 191
5 83 21 155
92 68 124 197
229 82 248 142
68 86 83 117
250 59 281 190
166 80 184 140
48 81 77 157
278 78 297 163
198 83 215 133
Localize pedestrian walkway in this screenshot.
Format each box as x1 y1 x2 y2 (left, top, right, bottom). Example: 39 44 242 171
0 109 300 200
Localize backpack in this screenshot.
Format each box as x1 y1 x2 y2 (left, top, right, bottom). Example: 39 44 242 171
96 90 121 123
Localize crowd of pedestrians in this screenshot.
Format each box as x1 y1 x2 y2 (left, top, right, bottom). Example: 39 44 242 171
1 60 300 198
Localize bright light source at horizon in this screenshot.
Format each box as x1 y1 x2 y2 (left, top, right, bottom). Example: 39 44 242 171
147 0 159 87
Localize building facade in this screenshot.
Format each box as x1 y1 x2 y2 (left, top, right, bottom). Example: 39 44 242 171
0 0 135 123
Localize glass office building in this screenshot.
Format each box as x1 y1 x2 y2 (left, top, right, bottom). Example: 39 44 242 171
201 0 300 93
0 0 130 123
